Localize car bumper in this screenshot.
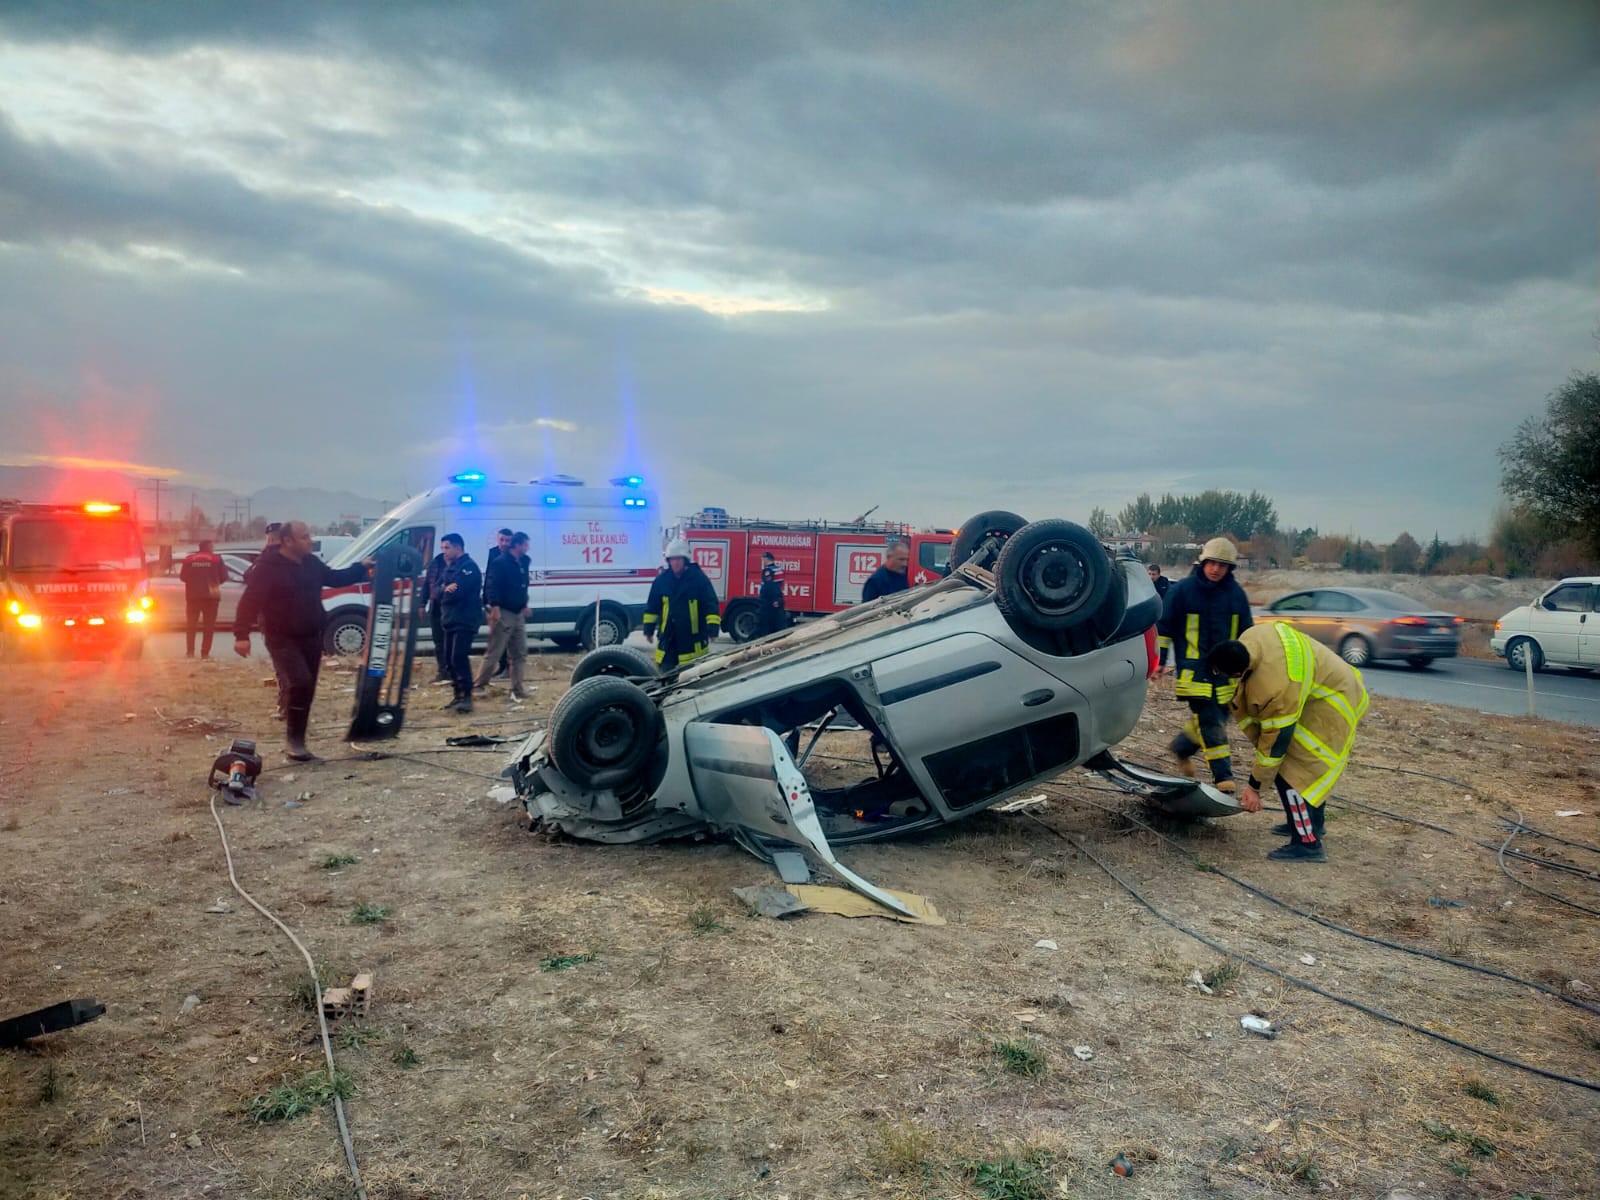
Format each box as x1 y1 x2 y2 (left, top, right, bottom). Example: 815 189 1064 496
1382 634 1458 659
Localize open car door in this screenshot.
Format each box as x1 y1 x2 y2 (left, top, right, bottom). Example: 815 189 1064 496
347 543 424 741
683 723 918 918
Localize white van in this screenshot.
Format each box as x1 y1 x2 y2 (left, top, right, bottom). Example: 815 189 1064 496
1491 576 1600 673
318 474 662 655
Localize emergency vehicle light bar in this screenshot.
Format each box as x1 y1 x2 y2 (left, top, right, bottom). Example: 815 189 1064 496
622 496 648 508
83 502 126 514
450 472 486 484
610 475 646 488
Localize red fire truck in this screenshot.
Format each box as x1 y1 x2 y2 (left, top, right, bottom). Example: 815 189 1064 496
673 509 956 642
0 499 153 660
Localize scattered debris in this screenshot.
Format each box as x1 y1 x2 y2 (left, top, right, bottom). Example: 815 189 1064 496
1186 968 1214 995
1109 1151 1133 1176
1034 939 1059 951
1072 1045 1094 1061
203 900 233 915
769 849 811 884
1299 953 1317 966
1240 1014 1276 1039
1555 810 1584 818
179 994 201 1014
995 793 1049 813
1566 979 1596 998
321 973 374 1020
486 784 518 804
732 885 808 920
1428 897 1466 909
786 884 945 925
185 1133 202 1150
0 998 106 1047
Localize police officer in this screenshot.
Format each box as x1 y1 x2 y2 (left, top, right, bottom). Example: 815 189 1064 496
1157 537 1253 793
756 551 790 637
642 539 720 671
436 532 483 712
232 521 373 761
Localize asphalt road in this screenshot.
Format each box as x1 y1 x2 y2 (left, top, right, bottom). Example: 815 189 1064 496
1358 654 1599 727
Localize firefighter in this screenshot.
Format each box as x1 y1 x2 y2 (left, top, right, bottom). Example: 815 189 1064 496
642 539 720 671
178 539 228 658
756 551 790 637
862 538 911 602
1207 622 1369 862
436 532 483 713
1157 537 1253 792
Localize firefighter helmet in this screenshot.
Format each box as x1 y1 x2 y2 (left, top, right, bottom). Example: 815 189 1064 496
1198 537 1239 566
664 538 692 561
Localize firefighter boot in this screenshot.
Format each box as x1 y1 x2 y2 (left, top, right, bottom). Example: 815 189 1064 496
1267 839 1327 863
1168 733 1198 780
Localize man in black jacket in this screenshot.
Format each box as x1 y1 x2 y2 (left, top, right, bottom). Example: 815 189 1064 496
436 532 483 712
177 539 228 658
755 551 790 637
233 521 373 761
862 539 911 603
1156 537 1253 792
1147 561 1172 670
642 539 720 671
473 530 530 700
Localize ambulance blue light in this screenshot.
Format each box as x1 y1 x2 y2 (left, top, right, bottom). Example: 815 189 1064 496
459 494 476 505
451 471 486 484
609 474 646 488
543 494 561 506
623 496 648 508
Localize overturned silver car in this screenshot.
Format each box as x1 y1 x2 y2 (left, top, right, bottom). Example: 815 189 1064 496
509 514 1237 912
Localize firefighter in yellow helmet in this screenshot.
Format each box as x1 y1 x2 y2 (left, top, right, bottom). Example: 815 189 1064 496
1156 537 1252 792
642 538 721 671
1207 622 1369 862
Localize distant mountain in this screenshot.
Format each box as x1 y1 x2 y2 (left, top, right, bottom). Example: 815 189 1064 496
0 465 390 529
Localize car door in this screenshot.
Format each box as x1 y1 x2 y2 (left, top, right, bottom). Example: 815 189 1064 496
1267 591 1329 644
681 723 917 918
1530 582 1589 666
217 555 251 625
1576 584 1600 667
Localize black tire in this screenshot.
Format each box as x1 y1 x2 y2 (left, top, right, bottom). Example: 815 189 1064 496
1405 656 1431 670
578 605 630 651
324 610 368 656
993 520 1112 633
950 510 1028 572
1506 636 1543 673
1338 635 1372 667
548 676 664 791
723 600 761 643
570 645 659 685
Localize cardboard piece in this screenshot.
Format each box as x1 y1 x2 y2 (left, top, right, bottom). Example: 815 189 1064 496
786 884 945 925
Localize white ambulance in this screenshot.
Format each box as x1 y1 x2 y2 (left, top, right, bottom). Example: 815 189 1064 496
318 473 661 655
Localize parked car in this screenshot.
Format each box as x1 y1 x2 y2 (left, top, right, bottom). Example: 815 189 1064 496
146 553 253 631
1491 576 1600 673
1255 587 1461 669
508 513 1238 915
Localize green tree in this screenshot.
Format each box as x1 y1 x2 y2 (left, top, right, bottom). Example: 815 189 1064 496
1115 493 1157 534
1086 507 1116 540
1499 371 1600 558
1383 531 1421 574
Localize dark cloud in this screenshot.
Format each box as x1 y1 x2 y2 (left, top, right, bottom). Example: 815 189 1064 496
0 1 1594 540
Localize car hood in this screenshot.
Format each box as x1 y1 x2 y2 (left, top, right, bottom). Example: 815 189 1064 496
1496 604 1534 627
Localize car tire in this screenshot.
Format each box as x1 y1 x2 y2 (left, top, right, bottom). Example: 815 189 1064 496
1505 636 1543 673
993 519 1113 633
324 610 369 656
1405 656 1431 670
950 510 1028 572
579 604 629 651
548 676 664 791
1338 634 1372 667
570 645 659 685
723 600 762 643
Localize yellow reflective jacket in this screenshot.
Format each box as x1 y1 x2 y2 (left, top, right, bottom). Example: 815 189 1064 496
1228 622 1369 804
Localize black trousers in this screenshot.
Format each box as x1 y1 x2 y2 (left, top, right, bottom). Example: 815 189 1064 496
443 627 475 695
185 597 220 657
266 633 322 746
429 602 447 672
1277 778 1324 845
1171 697 1234 783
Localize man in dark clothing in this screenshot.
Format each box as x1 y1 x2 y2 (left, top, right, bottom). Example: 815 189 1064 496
1156 537 1253 792
436 532 483 712
1147 562 1173 669
233 521 372 761
244 523 287 717
755 551 790 637
861 539 911 603
484 528 513 678
178 539 229 658
474 531 531 700
421 548 449 683
642 539 720 671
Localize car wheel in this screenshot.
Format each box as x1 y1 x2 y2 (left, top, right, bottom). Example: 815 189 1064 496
993 519 1112 633
579 605 629 651
723 601 761 643
1405 656 1431 670
1506 636 1543 673
570 645 659 685
1338 635 1372 667
324 611 369 656
548 676 664 791
950 510 1028 572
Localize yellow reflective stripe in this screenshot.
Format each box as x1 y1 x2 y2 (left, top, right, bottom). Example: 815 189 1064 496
1311 684 1358 726
1215 681 1239 704
1260 713 1300 730
1185 613 1200 662
1230 614 1240 639
661 597 670 628
641 612 658 625
689 599 698 630
1292 725 1340 767
1255 752 1285 769
1203 745 1232 762
706 612 721 626
1237 716 1259 732
1158 635 1173 649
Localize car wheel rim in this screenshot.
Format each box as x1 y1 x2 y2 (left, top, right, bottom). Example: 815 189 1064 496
1342 639 1368 666
580 707 637 767
1021 545 1090 616
333 623 365 655
595 618 622 646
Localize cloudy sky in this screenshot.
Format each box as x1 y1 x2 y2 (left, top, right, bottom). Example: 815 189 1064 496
0 1 1594 540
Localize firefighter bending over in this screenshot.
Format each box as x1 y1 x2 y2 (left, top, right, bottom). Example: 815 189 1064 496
1208 622 1369 863
643 539 720 671
1157 537 1253 793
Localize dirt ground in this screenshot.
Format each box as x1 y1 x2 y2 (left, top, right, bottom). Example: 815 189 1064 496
2 650 1598 1200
